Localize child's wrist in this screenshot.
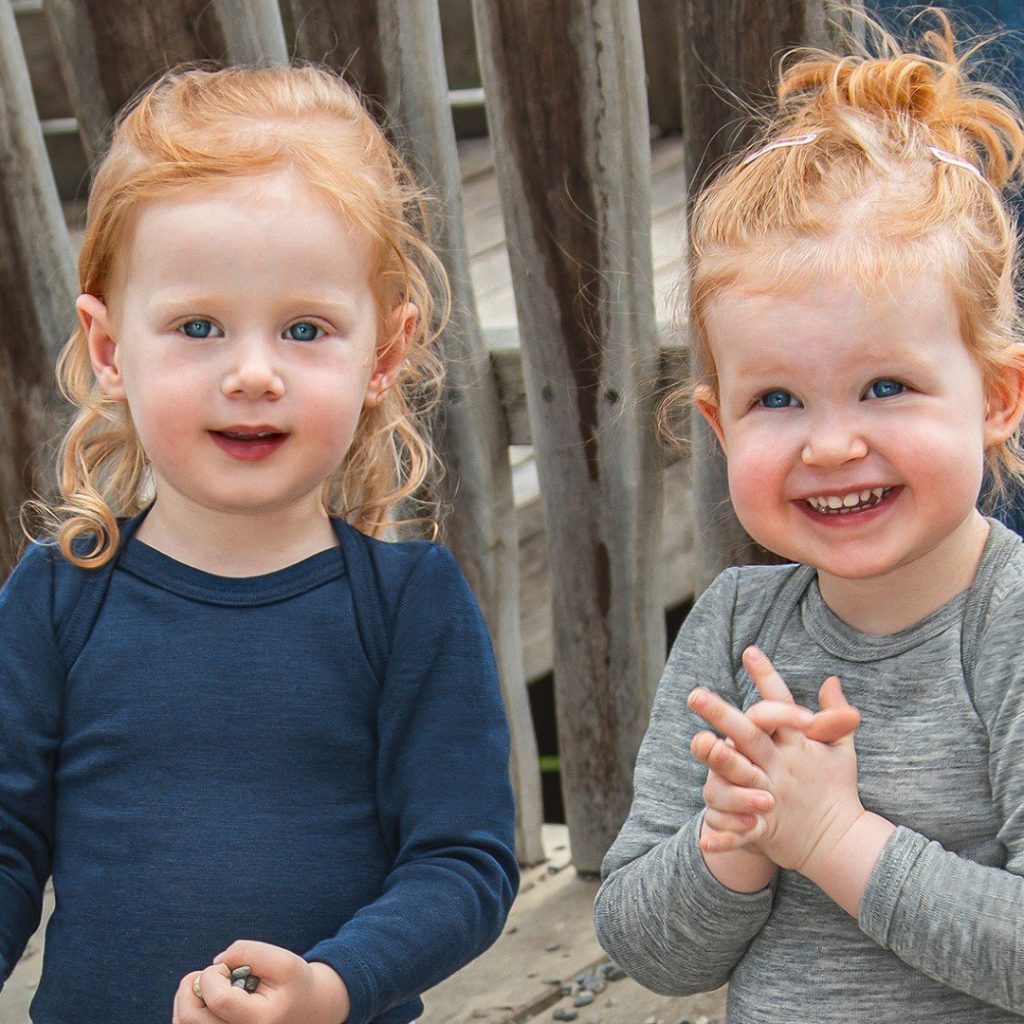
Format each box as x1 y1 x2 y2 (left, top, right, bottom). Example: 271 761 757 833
700 819 777 893
800 809 896 917
308 961 350 1024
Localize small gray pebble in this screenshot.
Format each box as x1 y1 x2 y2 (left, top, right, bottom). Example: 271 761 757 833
676 1019 692 1024
546 863 563 875
545 942 561 952
553 1011 578 1022
232 978 247 988
573 992 595 1007
230 966 252 980
604 965 627 981
586 977 606 995
543 978 562 986
242 976 259 994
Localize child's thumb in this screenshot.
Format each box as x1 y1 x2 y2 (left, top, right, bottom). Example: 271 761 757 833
804 676 860 744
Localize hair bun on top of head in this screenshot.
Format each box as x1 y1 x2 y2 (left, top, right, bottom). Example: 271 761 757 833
678 7 1024 498
771 7 1024 190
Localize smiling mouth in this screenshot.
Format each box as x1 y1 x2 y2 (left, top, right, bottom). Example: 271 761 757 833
804 487 894 514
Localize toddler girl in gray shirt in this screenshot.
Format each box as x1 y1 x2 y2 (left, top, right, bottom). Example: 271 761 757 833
595 10 1024 1021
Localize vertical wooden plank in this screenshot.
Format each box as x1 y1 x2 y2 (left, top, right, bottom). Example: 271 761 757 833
42 0 287 163
0 1 76 577
678 0 829 592
474 0 665 875
288 0 545 865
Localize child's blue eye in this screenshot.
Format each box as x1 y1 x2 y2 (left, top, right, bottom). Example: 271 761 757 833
866 378 904 399
285 322 322 342
758 389 797 409
180 319 222 339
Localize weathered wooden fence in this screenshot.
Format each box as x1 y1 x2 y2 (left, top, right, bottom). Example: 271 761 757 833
2 0 849 874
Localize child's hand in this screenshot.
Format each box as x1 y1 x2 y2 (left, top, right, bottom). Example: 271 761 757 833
172 940 349 1024
689 646 864 873
690 647 861 855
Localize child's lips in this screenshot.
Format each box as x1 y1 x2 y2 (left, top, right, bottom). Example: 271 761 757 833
209 428 288 461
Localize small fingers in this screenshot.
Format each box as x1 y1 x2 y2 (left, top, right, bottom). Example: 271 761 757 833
692 730 767 790
742 646 794 703
805 676 860 743
702 775 773 817
688 688 774 767
745 698 814 736
699 822 761 855
805 705 861 743
704 807 759 834
173 971 223 1024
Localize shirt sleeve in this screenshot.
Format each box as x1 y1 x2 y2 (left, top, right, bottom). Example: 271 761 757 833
858 580 1024 1014
302 544 519 1024
0 545 64 986
593 568 775 995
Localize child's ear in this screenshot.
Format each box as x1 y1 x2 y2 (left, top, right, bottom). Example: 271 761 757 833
364 302 417 409
694 383 727 449
77 293 125 401
983 343 1024 448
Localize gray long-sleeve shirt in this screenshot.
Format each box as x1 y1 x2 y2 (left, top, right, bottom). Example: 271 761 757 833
594 520 1024 1022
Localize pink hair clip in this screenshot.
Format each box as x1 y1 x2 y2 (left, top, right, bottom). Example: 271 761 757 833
740 132 819 166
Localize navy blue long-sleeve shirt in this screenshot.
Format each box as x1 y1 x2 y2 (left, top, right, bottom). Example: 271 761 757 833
0 515 518 1024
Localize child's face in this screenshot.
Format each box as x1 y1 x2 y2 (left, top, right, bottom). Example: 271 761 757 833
696 271 1021 587
78 169 410 526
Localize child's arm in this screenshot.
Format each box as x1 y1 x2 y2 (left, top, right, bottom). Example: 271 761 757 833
593 570 783 996
294 545 518 1024
692 643 1024 1015
0 547 64 987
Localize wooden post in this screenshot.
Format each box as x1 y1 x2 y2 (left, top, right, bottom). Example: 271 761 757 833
0 1 76 578
42 0 288 163
289 0 545 865
474 0 665 875
678 0 830 592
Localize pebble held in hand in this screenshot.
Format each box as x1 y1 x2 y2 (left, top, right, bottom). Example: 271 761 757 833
192 966 261 1002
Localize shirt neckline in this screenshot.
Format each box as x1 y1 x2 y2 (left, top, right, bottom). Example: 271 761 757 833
800 519 1018 662
117 531 346 607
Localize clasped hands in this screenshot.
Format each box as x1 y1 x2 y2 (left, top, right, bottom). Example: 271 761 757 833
688 646 865 879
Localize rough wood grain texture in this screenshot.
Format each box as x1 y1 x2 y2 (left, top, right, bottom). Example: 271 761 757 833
0 2 75 577
289 0 545 865
678 0 830 592
474 0 665 875
42 0 287 163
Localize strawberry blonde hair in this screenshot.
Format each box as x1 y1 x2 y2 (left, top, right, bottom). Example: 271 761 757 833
27 64 449 568
665 8 1024 492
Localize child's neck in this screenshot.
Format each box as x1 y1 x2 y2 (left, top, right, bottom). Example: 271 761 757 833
135 498 339 577
815 512 991 635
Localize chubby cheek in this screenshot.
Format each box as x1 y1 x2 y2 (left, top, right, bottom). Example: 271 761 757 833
722 431 795 544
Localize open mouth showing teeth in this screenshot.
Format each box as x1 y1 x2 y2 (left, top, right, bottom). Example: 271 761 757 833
805 487 893 514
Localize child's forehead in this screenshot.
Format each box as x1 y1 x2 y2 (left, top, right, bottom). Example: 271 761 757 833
107 168 375 302
703 268 967 378
707 265 952 328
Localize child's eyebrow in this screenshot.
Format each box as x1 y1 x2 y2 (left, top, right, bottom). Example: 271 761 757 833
146 293 363 316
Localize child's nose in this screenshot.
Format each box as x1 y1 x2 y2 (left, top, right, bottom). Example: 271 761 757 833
223 337 285 400
800 417 869 467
